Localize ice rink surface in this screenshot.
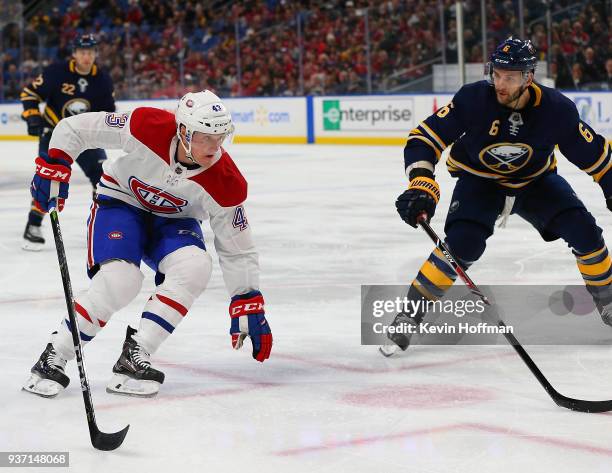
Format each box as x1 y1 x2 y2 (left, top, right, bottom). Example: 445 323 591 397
1 140 612 472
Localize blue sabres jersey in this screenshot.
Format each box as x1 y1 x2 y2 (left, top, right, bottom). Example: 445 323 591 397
405 81 611 195
20 59 115 127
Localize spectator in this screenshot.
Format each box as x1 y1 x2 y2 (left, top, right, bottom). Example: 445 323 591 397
571 21 590 50
604 58 612 90
577 47 603 84
571 62 586 89
551 44 574 89
0 0 610 99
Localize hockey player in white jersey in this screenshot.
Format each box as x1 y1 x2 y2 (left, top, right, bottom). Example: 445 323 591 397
23 90 272 398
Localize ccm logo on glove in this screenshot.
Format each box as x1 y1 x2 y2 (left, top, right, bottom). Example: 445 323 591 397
35 160 71 182
228 291 272 362
230 300 265 317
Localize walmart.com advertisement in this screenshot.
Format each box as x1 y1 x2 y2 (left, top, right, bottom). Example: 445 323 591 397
225 97 307 138
362 285 611 345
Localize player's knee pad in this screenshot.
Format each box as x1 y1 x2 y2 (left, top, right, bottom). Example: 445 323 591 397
157 246 213 306
135 248 211 355
445 220 489 266
81 259 144 321
59 260 144 352
52 260 143 356
547 208 603 254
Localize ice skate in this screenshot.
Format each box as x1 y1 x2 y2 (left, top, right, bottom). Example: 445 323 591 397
106 326 165 397
379 312 419 357
596 301 612 327
378 344 399 357
22 223 45 251
22 343 69 398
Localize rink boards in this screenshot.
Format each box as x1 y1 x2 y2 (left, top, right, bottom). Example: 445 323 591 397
0 91 611 144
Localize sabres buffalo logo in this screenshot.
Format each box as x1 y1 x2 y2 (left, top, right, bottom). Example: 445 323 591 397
478 142 533 174
128 177 187 214
62 98 91 117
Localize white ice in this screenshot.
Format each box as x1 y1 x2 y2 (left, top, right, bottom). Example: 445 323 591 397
1 141 612 472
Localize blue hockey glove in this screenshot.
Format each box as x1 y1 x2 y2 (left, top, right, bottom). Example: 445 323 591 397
229 290 272 362
31 149 73 212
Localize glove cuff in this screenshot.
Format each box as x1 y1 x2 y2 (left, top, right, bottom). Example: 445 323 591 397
22 109 41 120
35 156 72 183
229 291 265 318
408 167 434 181
409 176 440 204
48 148 74 166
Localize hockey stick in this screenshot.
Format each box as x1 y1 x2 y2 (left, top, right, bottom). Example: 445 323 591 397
417 215 612 413
49 198 130 450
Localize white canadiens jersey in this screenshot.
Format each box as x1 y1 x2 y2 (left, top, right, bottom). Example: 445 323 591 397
48 107 259 296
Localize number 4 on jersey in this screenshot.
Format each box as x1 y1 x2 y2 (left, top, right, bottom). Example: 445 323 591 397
232 205 248 230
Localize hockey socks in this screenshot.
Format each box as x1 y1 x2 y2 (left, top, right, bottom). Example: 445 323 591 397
575 244 612 325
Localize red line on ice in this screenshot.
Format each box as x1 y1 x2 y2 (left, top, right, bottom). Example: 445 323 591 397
464 422 612 457
157 360 280 387
274 424 464 456
274 351 516 373
273 422 612 457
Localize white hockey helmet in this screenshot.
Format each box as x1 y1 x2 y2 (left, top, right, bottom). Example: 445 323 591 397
175 90 234 161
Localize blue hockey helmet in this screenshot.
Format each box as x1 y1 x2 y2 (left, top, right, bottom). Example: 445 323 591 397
486 37 537 84
73 34 98 51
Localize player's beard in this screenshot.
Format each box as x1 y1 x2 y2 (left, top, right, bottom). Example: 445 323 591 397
495 86 524 107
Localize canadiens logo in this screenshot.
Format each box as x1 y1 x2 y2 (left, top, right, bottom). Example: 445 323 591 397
108 231 123 240
128 177 188 214
478 142 533 174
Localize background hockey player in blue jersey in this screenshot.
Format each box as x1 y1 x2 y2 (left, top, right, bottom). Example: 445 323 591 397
381 37 612 356
20 34 115 250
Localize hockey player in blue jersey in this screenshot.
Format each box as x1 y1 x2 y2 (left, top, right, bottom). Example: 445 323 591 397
381 37 612 356
20 34 115 250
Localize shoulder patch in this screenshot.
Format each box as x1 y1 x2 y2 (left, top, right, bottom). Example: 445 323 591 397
129 107 176 164
189 152 248 207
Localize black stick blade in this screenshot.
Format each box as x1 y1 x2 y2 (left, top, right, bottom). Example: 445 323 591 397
90 423 130 451
555 397 612 414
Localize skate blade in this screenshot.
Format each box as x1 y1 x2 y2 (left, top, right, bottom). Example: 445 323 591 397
106 373 160 398
22 373 64 398
379 345 398 357
22 240 44 252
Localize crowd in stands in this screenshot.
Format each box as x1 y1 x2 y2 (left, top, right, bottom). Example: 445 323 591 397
1 0 610 100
